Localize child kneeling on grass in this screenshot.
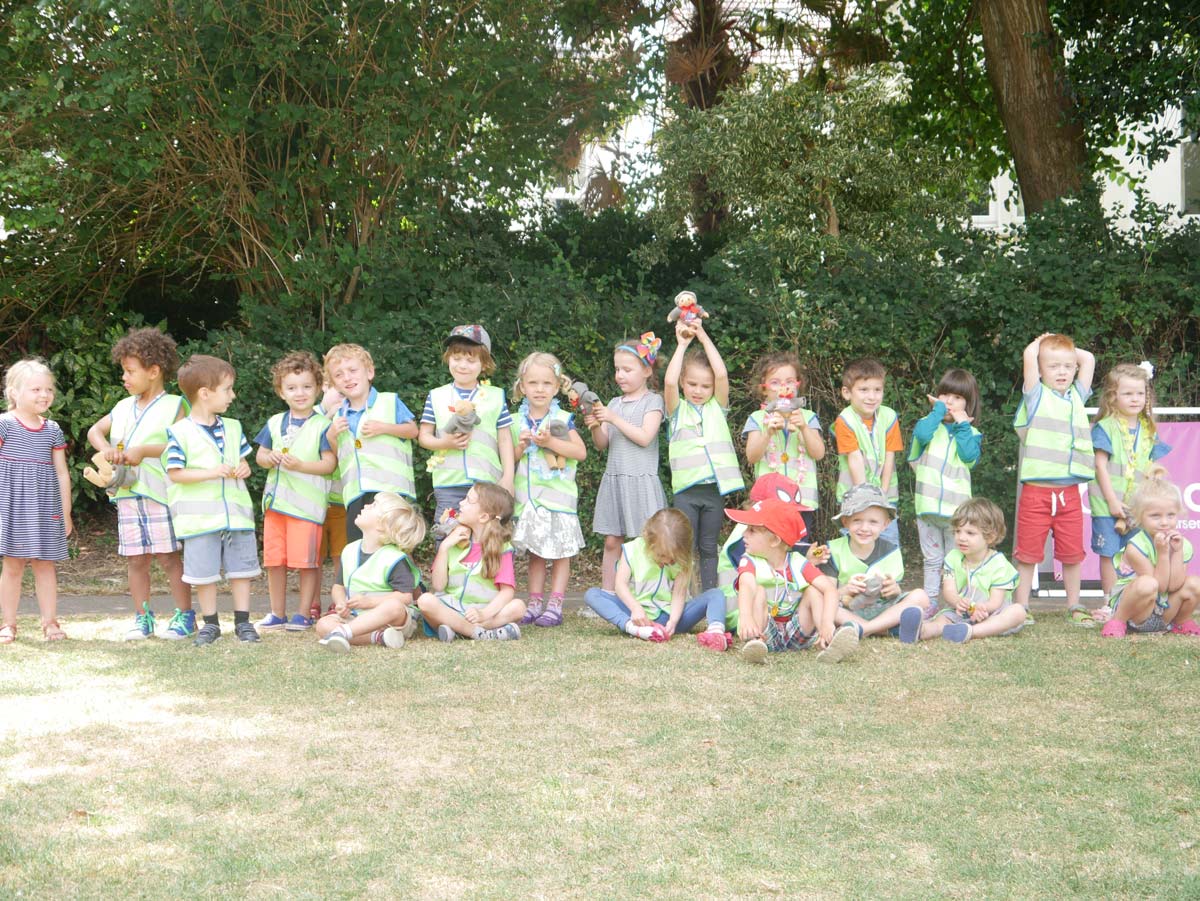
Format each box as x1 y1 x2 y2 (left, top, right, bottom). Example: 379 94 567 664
1101 469 1200 638
583 508 726 642
917 498 1026 644
815 484 930 645
416 482 526 642
723 498 855 665
317 492 426 652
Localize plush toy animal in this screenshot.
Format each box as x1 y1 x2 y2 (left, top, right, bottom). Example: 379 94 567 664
848 571 884 612
538 419 571 470
83 451 134 496
567 381 600 419
666 290 710 326
763 387 801 419
443 399 480 435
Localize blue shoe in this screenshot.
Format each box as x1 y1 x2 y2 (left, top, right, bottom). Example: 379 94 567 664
898 606 923 644
284 614 314 632
256 613 289 632
163 608 196 640
124 603 156 641
943 622 972 644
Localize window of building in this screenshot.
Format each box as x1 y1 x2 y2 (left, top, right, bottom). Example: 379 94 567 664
1184 140 1200 215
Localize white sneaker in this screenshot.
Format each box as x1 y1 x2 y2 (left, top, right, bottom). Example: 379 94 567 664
381 626 406 649
741 639 768 665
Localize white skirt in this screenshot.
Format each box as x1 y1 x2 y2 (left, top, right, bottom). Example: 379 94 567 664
513 504 585 560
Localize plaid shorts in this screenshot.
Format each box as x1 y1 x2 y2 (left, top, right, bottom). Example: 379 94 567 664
115 497 181 557
762 615 818 652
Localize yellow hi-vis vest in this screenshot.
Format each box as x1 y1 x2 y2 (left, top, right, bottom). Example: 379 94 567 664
340 540 419 596
165 417 255 539
745 407 820 509
1013 383 1094 482
827 536 903 587
511 408 578 516
262 412 331 524
335 392 415 502
1087 416 1153 518
668 398 744 496
622 537 680 618
742 552 814 619
109 393 186 506
908 423 977 518
445 540 507 606
834 406 899 502
429 384 504 488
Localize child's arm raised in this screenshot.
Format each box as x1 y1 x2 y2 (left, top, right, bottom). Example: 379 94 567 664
1075 346 1096 395
614 556 650 627
1166 532 1188 593
663 323 692 415
52 445 73 538
691 323 730 408
429 526 470 592
1022 334 1048 392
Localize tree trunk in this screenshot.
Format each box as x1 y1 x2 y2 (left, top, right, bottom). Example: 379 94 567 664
977 0 1087 214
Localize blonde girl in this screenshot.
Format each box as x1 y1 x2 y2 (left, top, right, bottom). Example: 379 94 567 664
583 508 727 641
1101 470 1200 638
742 351 825 542
510 352 587 627
316 492 427 651
1089 363 1171 601
0 359 73 643
417 481 526 641
586 332 667 591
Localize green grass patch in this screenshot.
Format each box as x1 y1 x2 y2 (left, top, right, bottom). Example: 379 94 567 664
0 616 1197 898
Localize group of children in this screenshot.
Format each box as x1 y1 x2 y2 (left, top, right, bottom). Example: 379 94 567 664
0 304 1196 660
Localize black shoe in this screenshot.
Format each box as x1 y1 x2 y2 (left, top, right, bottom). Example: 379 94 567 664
193 623 221 646
234 621 260 643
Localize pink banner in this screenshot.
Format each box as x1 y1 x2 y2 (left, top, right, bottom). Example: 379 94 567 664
1074 420 1200 580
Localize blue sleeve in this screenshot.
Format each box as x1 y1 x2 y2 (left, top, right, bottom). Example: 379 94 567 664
165 432 186 469
565 413 577 431
1075 380 1092 403
1091 423 1113 455
239 434 252 459
394 396 414 424
495 391 513 429
420 393 437 425
741 413 759 436
911 403 945 451
1150 437 1171 461
254 424 273 448
319 432 332 454
949 422 982 466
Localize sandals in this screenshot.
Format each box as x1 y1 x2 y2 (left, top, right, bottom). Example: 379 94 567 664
1068 605 1095 628
0 624 15 644
42 620 67 642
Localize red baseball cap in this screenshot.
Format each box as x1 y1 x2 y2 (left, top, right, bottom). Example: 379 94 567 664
724 498 808 547
748 472 810 510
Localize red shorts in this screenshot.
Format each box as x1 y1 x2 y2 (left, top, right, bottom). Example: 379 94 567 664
1014 484 1086 565
263 509 321 569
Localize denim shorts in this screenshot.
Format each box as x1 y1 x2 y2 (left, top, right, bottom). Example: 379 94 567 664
182 530 261 585
1090 516 1133 558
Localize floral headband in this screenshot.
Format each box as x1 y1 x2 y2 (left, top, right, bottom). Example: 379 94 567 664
617 331 661 368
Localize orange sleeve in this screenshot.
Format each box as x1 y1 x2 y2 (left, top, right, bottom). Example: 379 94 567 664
834 417 860 454
885 419 904 452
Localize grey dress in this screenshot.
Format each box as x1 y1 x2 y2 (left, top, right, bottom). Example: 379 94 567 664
591 392 667 537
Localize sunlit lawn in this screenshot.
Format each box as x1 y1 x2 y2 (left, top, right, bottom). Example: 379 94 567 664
1 614 1197 899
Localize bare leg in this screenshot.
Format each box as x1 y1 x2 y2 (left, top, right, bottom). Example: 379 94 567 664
299 568 321 620
1 557 27 626
475 599 527 630
30 560 60 628
967 604 1028 638
195 583 218 617
158 551 192 611
127 554 152 608
231 578 251 613
601 536 622 591
549 558 571 596
417 593 479 638
1062 562 1082 610
1111 576 1157 623
528 554 547 598
860 590 930 637
1099 556 1117 601
267 566 287 618
1014 561 1035 609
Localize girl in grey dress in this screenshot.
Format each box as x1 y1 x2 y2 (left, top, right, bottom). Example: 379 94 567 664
586 333 667 591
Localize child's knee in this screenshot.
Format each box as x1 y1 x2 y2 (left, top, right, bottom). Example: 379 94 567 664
1181 576 1200 600
416 592 438 613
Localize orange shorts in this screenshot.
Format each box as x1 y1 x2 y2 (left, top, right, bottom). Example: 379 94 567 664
319 504 347 563
263 509 322 569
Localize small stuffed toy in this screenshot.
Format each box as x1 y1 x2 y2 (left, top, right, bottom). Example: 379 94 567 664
538 419 571 470
83 451 134 496
763 386 801 418
434 507 461 540
567 381 600 419
666 290 710 326
848 571 883 612
443 399 480 435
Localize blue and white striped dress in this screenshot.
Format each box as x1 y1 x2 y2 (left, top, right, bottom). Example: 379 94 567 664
0 413 69 560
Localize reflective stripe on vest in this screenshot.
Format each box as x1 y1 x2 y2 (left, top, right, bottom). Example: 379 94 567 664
446 540 504 606
512 409 579 516
943 550 1017 607
336 392 415 501
340 541 418 596
826 536 904 586
908 424 975 518
430 384 504 487
262 412 331 523
1013 384 1094 482
1087 417 1152 518
668 398 744 496
165 418 255 538
834 406 899 502
747 408 820 509
110 393 185 506
623 538 680 618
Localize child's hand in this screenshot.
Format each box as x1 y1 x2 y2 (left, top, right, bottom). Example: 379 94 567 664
103 447 123 465
764 412 785 433
590 405 611 425
971 605 991 624
233 461 251 480
845 573 867 597
817 619 835 648
328 416 349 439
122 446 147 465
1169 531 1185 552
531 428 551 447
879 575 900 599
787 409 808 431
447 431 471 449
662 620 677 639
335 599 351 617
1154 531 1170 551
737 620 762 641
517 429 533 454
674 320 695 343
265 449 284 466
444 524 472 548
806 544 829 565
464 607 482 624
63 512 74 538
210 464 234 480
628 606 650 628
359 419 386 439
280 454 303 470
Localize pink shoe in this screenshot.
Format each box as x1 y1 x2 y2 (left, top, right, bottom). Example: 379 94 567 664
647 624 669 642
1101 619 1128 638
1170 619 1200 636
696 630 732 651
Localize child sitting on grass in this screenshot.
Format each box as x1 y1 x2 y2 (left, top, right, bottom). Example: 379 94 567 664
918 498 1026 644
723 498 853 664
316 493 426 652
1101 469 1200 638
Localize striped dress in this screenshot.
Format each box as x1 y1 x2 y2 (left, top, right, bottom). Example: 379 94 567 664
0 413 69 560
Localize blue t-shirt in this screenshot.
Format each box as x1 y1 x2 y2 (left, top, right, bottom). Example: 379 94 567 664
1090 421 1170 461
254 412 333 453
165 417 251 469
422 385 513 430
336 387 414 434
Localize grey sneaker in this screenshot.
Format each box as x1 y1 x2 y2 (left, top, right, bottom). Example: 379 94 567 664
322 632 351 653
193 623 221 647
817 623 860 663
437 624 457 643
234 622 260 643
380 626 405 649
741 638 768 665
478 623 521 641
